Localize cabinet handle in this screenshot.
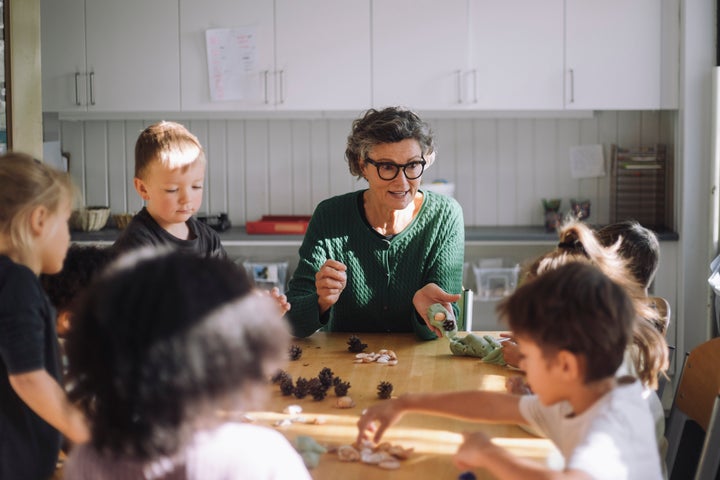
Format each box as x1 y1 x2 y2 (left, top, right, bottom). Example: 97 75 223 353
569 68 575 104
471 69 478 104
74 72 81 106
278 70 285 105
263 70 269 104
89 71 96 106
456 70 463 104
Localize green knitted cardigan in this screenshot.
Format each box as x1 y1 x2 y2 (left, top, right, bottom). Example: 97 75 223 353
286 189 465 339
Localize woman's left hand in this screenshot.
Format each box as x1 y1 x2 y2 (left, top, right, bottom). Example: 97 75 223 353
413 283 461 337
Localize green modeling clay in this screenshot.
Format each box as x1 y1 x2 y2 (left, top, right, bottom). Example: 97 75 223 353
427 303 458 338
449 333 506 366
295 435 327 469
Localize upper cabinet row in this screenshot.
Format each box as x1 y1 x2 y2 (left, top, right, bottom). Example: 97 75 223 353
40 0 678 114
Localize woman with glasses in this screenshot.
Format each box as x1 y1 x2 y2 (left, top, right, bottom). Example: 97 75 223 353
286 107 465 339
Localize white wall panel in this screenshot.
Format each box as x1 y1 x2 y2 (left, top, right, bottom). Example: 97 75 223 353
57 112 675 228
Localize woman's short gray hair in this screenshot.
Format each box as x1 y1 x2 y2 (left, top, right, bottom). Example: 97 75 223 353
345 107 435 178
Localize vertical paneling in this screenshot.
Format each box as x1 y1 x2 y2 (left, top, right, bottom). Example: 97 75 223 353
473 120 498 224
125 120 145 214
206 120 228 215
496 120 517 225
244 121 270 221
226 121 247 225
534 119 557 218
106 122 127 212
59 111 676 228
290 121 312 215
309 120 331 208
83 122 108 206
268 121 293 214
516 120 536 225
454 120 475 224
578 116 600 223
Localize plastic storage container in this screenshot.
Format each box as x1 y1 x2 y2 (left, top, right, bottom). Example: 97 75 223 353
242 260 289 294
472 259 520 301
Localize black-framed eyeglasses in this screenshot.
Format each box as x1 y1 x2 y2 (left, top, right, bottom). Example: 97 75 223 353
364 156 426 181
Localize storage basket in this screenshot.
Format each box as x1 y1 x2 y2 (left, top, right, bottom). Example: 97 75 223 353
112 213 133 230
70 207 110 232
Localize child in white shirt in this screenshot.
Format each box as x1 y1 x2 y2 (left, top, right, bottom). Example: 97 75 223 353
357 262 663 480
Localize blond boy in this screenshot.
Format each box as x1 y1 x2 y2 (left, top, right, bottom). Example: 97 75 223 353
357 262 662 479
113 121 226 258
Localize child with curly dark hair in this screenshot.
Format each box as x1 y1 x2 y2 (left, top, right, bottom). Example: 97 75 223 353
63 249 310 479
40 244 114 337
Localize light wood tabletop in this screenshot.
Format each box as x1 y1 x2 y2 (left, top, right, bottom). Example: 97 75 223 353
245 332 557 480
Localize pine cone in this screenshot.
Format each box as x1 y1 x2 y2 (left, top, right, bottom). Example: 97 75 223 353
279 378 295 396
288 344 303 361
334 380 351 397
294 377 310 399
318 367 334 388
332 376 343 386
347 335 368 353
442 318 456 331
308 378 328 401
271 369 291 385
377 381 394 399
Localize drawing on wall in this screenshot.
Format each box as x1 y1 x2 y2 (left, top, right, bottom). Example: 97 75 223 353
205 27 257 102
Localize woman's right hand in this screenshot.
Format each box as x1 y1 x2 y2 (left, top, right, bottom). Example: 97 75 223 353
315 259 347 314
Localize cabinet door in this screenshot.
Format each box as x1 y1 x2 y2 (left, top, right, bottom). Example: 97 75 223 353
85 0 180 111
469 0 563 110
566 0 661 109
41 0 87 112
275 0 371 110
180 0 274 111
372 0 469 110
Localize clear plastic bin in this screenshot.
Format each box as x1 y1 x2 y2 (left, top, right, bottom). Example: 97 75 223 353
241 260 289 294
472 259 520 301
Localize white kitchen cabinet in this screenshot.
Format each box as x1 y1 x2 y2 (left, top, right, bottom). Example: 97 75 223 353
41 0 180 112
468 0 564 110
274 0 370 110
373 0 563 111
565 0 662 110
372 0 469 110
180 0 274 111
180 0 370 112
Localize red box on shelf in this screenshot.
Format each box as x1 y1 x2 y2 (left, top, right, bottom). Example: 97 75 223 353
245 215 311 234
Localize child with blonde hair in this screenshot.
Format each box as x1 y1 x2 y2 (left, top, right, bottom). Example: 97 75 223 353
0 153 89 479
114 121 289 313
113 121 226 258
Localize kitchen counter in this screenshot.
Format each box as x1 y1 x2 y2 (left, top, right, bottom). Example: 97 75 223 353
71 225 679 246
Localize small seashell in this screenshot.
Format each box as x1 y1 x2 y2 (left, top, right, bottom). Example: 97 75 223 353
376 355 389 364
353 358 364 363
375 442 392 452
378 458 402 469
361 451 386 464
378 349 388 355
283 405 303 415
387 359 398 366
273 418 292 427
337 445 361 462
388 445 414 460
335 396 355 408
386 350 397 360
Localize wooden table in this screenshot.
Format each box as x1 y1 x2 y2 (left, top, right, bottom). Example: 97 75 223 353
245 332 556 480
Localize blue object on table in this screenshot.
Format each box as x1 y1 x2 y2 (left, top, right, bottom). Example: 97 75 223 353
458 472 477 480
